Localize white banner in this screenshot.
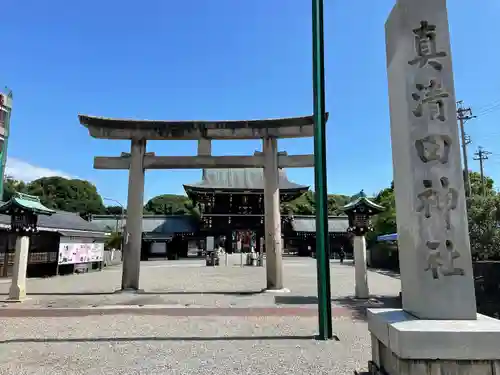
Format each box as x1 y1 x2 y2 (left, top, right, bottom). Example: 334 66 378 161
88 243 104 262
58 242 104 265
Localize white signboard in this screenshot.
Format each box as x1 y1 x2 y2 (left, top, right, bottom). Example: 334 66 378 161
206 236 215 251
88 243 104 262
58 242 104 265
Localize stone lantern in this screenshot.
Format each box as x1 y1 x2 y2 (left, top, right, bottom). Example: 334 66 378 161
0 193 54 301
342 190 384 299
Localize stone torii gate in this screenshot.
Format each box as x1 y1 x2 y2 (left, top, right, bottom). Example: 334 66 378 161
79 114 323 292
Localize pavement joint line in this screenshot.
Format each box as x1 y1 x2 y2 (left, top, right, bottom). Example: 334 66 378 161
0 306 359 318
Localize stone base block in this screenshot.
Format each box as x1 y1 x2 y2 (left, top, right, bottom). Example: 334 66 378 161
3 297 30 303
367 308 500 375
114 288 145 294
262 288 291 294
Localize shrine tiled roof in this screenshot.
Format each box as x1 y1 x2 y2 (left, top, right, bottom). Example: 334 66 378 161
342 190 385 212
183 168 309 191
0 209 107 234
90 215 198 235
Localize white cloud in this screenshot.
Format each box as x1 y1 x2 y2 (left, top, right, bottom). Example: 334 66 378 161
5 157 74 182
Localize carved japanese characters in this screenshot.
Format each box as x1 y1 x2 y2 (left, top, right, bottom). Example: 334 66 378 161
407 18 465 281
417 177 460 278
425 240 465 279
408 21 447 71
416 178 458 224
415 135 451 164
416 180 439 219
440 177 458 230
411 79 449 121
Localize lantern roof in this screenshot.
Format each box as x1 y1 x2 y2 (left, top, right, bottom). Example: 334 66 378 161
342 190 385 213
0 193 55 216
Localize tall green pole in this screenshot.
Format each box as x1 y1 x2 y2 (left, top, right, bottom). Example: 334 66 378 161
312 0 333 340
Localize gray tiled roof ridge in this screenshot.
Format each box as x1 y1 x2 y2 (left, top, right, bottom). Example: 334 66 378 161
184 168 309 191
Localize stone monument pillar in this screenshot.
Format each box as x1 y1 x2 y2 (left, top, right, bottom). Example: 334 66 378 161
353 235 369 299
263 137 284 291
8 235 30 301
121 138 146 291
367 0 500 373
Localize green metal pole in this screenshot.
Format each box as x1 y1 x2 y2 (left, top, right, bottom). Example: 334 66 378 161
312 0 333 340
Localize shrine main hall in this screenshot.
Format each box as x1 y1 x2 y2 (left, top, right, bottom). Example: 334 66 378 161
91 167 351 259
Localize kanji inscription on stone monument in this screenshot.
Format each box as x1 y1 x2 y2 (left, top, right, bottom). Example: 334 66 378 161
408 21 447 71
386 0 477 321
416 180 439 219
439 176 458 230
411 79 449 121
408 19 465 281
414 134 451 164
424 240 465 279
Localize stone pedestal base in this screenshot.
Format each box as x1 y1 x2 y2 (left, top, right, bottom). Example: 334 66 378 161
114 288 145 294
367 309 500 375
262 287 290 294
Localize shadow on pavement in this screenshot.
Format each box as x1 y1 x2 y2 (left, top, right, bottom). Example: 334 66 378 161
369 268 401 279
0 290 265 296
0 335 319 344
274 295 402 321
335 261 401 280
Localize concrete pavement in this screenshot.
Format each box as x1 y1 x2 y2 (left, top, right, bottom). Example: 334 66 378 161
0 258 401 374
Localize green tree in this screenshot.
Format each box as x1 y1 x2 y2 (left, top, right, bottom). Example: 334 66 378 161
286 191 350 215
467 194 500 259
105 231 123 250
143 194 192 215
3 176 27 201
327 194 351 215
466 172 500 259
106 205 125 215
25 177 105 218
468 171 495 196
184 199 201 220
369 175 500 259
371 184 397 237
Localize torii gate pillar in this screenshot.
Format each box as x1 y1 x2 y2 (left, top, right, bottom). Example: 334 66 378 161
263 137 285 291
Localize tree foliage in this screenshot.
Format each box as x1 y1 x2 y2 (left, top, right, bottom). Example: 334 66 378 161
370 172 500 260
106 205 125 215
368 183 397 244
3 176 106 219
285 191 351 216
3 176 27 202
467 194 500 259
143 194 193 215
468 171 495 197
26 177 105 218
105 231 123 250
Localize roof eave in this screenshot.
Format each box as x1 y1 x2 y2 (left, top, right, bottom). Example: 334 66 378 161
342 197 385 212
79 114 329 129
183 185 309 193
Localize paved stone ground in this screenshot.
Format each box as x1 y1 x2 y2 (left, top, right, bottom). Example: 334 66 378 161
0 258 401 374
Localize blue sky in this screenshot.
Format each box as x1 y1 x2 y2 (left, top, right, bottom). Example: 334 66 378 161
1 0 500 206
